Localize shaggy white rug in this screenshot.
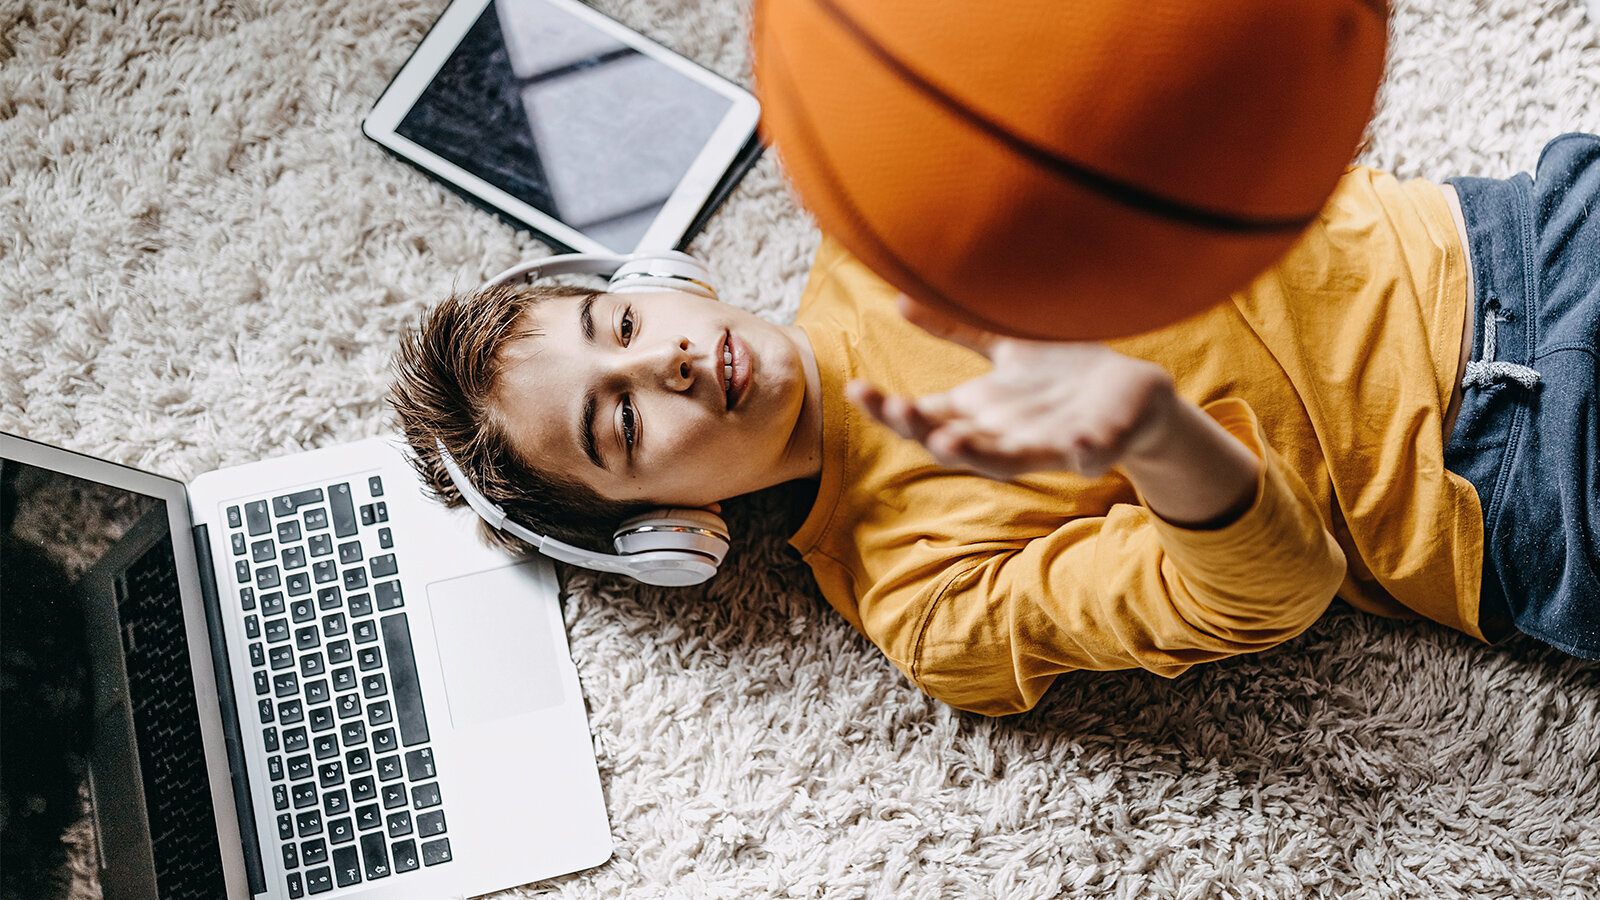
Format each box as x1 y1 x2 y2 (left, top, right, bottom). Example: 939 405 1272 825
3 0 1598 897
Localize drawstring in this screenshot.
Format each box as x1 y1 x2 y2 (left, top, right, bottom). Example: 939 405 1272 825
1462 299 1541 390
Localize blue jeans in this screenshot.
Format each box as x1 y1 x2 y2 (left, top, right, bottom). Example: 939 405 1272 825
1445 133 1600 659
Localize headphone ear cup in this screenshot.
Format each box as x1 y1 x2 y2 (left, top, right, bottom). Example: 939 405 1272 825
607 251 718 300
613 507 730 565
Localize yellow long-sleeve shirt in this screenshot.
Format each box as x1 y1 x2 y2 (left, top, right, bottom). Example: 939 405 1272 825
788 167 1482 716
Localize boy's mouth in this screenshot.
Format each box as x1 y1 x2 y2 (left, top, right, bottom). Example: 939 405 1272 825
720 331 748 410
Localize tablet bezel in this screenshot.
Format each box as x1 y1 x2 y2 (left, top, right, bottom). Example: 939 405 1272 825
362 0 761 254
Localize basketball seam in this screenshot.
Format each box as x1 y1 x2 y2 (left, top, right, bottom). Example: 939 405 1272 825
803 0 1337 235
763 28 1038 337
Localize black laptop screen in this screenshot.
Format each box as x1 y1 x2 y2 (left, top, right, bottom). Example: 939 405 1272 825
1 458 225 900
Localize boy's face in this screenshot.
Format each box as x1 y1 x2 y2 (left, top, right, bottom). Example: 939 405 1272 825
494 290 820 508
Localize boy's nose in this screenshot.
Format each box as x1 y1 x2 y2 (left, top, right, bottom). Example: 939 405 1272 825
631 336 695 391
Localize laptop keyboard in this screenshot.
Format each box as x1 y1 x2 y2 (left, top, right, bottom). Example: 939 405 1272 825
225 476 452 897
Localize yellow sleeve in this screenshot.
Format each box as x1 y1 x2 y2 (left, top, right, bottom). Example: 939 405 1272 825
904 398 1347 716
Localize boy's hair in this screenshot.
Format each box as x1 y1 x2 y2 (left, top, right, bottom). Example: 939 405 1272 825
389 281 656 554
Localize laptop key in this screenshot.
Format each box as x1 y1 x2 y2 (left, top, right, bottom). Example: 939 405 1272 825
355 803 382 831
277 699 304 726
411 782 441 810
269 646 294 670
313 734 338 760
268 755 285 782
304 866 332 895
274 672 299 697
232 532 247 556
392 839 419 873
273 784 289 811
283 843 299 870
263 725 280 752
305 678 330 705
296 809 323 837
378 527 392 549
416 810 446 838
246 500 270 536
288 754 313 781
256 565 281 590
316 586 341 611
368 476 384 497
292 782 317 809
313 560 338 584
290 599 315 623
347 593 373 618
371 728 396 754
322 790 348 817
255 538 278 563
286 572 311 596
421 838 451 866
377 757 403 785
356 646 382 670
363 673 388 699
327 641 353 667
286 872 304 899
353 621 379 645
361 830 391 879
299 652 325 677
329 817 355 845
282 726 309 753
374 581 402 610
338 541 363 564
277 813 294 840
318 761 345 789
240 586 256 610
245 615 260 639
343 568 368 591
347 747 373 773
308 533 333 557
336 693 361 719
370 555 398 578
381 781 406 808
251 642 267 668
274 488 324 518
379 614 429 746
330 483 358 538
264 618 290 643
322 613 347 638
333 845 361 887
404 748 435 781
386 811 412 838
350 775 377 803
258 699 274 725
281 546 307 570
301 837 329 865
235 560 250 584
277 520 301 543
254 671 270 696
332 666 357 693
341 720 366 747
367 700 393 727
228 504 243 528
304 507 330 531
260 592 286 617
295 626 320 652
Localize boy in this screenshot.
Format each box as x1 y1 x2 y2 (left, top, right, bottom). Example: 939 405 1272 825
390 134 1599 716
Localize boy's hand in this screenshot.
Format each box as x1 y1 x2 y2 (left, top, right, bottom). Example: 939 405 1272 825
849 295 1262 528
847 295 1178 480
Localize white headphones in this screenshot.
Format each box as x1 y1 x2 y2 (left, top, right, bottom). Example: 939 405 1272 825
432 250 732 587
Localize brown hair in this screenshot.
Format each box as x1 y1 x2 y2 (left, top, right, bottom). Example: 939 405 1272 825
389 281 655 554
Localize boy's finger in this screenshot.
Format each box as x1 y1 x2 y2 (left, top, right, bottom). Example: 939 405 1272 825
896 294 998 357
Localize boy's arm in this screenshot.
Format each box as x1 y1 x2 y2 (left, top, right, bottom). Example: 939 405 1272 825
847 294 1260 528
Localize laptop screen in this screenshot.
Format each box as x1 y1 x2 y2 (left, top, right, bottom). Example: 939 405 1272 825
2 456 226 900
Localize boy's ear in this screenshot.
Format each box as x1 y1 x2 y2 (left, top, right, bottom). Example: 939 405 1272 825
705 502 722 515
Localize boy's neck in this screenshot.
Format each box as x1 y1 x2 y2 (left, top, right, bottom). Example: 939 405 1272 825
780 323 825 483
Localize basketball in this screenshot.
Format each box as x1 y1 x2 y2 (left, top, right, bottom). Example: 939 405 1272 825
752 0 1389 340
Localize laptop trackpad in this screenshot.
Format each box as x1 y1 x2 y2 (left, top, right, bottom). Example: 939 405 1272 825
426 563 565 728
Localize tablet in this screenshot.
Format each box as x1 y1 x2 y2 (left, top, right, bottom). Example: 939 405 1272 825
364 0 762 254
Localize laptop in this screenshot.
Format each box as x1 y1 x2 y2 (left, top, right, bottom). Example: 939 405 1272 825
1 431 613 899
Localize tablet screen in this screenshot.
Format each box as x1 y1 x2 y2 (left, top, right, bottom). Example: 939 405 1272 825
369 0 756 253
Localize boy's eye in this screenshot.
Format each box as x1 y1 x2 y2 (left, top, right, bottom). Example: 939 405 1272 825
620 396 636 451
620 307 635 345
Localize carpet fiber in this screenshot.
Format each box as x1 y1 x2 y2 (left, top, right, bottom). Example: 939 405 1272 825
2 0 1598 897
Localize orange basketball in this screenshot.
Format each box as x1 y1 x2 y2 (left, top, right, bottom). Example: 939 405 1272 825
752 0 1389 340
